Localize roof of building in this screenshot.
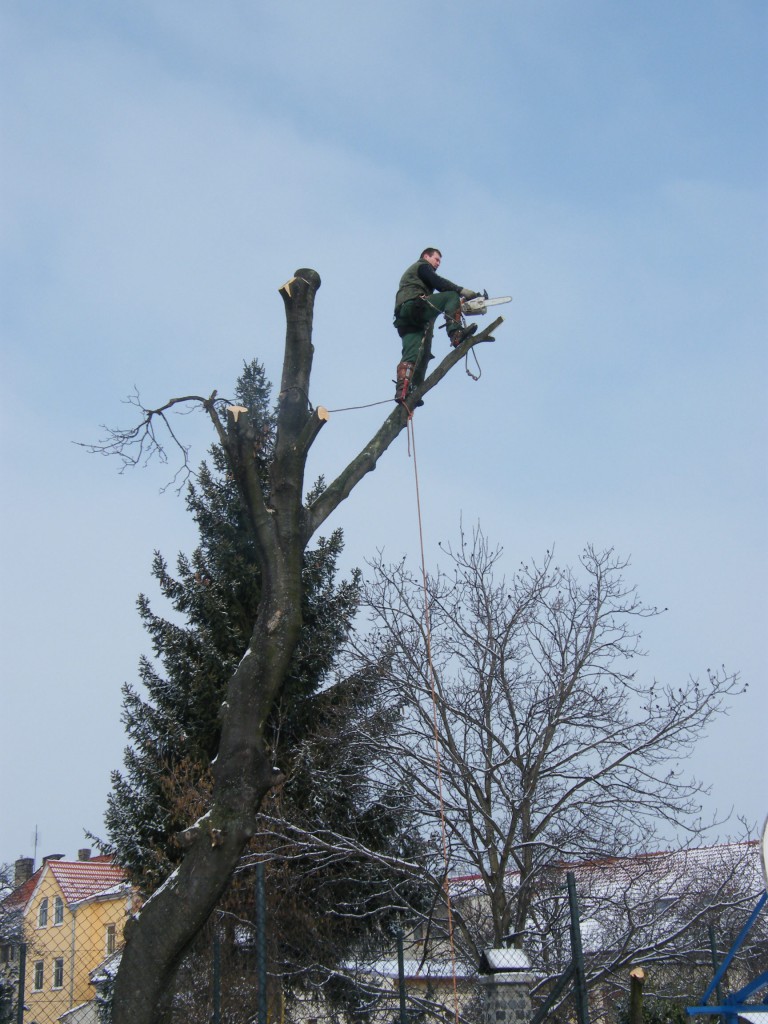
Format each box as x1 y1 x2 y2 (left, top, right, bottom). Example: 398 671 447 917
448 840 762 896
1 855 127 914
48 856 126 905
3 871 40 914
350 957 477 981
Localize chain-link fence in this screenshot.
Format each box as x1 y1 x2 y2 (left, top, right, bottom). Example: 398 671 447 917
3 930 121 1024
136 924 487 1024
5 911 766 1024
3 852 766 1024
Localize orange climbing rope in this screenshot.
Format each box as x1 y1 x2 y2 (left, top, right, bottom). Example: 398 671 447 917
406 412 462 1024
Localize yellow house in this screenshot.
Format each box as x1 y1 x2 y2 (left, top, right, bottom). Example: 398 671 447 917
1 852 130 1023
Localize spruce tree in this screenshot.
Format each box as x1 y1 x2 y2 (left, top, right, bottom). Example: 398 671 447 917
103 362 423 1009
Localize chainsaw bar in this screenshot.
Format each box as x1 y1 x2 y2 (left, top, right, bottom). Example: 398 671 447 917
462 295 512 317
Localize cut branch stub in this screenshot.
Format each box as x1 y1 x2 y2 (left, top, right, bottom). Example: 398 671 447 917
278 268 321 299
296 406 330 459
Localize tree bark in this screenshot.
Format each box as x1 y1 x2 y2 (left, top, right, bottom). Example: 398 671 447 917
628 966 645 1024
111 270 494 1023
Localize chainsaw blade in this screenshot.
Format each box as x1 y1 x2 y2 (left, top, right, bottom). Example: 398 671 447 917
463 295 513 316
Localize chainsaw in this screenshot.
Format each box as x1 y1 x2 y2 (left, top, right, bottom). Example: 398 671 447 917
462 290 512 317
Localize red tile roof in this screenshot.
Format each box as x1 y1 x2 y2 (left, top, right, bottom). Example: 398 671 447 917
1 856 127 913
48 856 126 905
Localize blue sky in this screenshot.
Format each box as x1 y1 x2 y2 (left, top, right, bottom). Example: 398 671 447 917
1 1 766 867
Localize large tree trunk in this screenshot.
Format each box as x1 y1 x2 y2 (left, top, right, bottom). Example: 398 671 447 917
111 273 319 1024
111 269 501 1023
112 585 301 1022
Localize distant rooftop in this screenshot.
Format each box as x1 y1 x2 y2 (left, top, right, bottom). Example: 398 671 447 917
2 854 127 913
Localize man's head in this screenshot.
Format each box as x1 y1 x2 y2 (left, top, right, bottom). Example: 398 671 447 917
421 248 442 269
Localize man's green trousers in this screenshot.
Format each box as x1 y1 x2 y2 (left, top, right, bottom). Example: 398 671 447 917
397 292 461 362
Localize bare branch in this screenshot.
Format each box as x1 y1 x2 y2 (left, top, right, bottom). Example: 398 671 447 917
304 320 502 542
347 525 753 991
76 388 230 492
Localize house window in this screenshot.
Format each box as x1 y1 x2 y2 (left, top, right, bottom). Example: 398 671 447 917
33 960 44 991
106 923 117 955
37 897 49 927
0 944 15 963
54 895 64 925
52 958 64 990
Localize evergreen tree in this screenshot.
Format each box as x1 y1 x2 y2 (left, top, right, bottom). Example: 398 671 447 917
104 361 361 887
103 362 423 1007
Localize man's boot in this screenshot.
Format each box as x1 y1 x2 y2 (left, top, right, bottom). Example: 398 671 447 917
394 361 415 403
449 322 478 348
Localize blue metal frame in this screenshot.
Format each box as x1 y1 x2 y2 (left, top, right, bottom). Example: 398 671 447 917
687 890 768 1021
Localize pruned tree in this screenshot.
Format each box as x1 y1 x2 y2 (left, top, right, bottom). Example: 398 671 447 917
97 358 429 1018
102 359 362 893
345 524 751 1006
88 269 500 1024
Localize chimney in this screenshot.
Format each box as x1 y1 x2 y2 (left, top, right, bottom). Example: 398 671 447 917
14 857 34 888
77 848 92 861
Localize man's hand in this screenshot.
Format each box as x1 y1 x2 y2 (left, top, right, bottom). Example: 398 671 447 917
460 288 480 300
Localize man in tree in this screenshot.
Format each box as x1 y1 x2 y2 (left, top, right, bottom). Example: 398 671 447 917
88 268 502 1024
393 247 481 402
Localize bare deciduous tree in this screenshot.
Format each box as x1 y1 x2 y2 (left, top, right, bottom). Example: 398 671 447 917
348 526 749 982
534 839 765 1020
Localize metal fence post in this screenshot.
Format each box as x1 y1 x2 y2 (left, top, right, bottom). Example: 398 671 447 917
708 921 723 1019
16 943 26 1024
567 871 590 1024
395 928 408 1024
212 928 221 1024
256 862 267 1024
530 873 592 1024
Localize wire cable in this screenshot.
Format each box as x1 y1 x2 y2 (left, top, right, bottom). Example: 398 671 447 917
406 412 462 1024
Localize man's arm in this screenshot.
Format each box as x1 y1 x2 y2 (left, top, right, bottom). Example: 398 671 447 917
418 262 462 293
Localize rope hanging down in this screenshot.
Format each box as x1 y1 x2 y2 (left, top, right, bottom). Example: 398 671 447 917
406 412 462 1024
